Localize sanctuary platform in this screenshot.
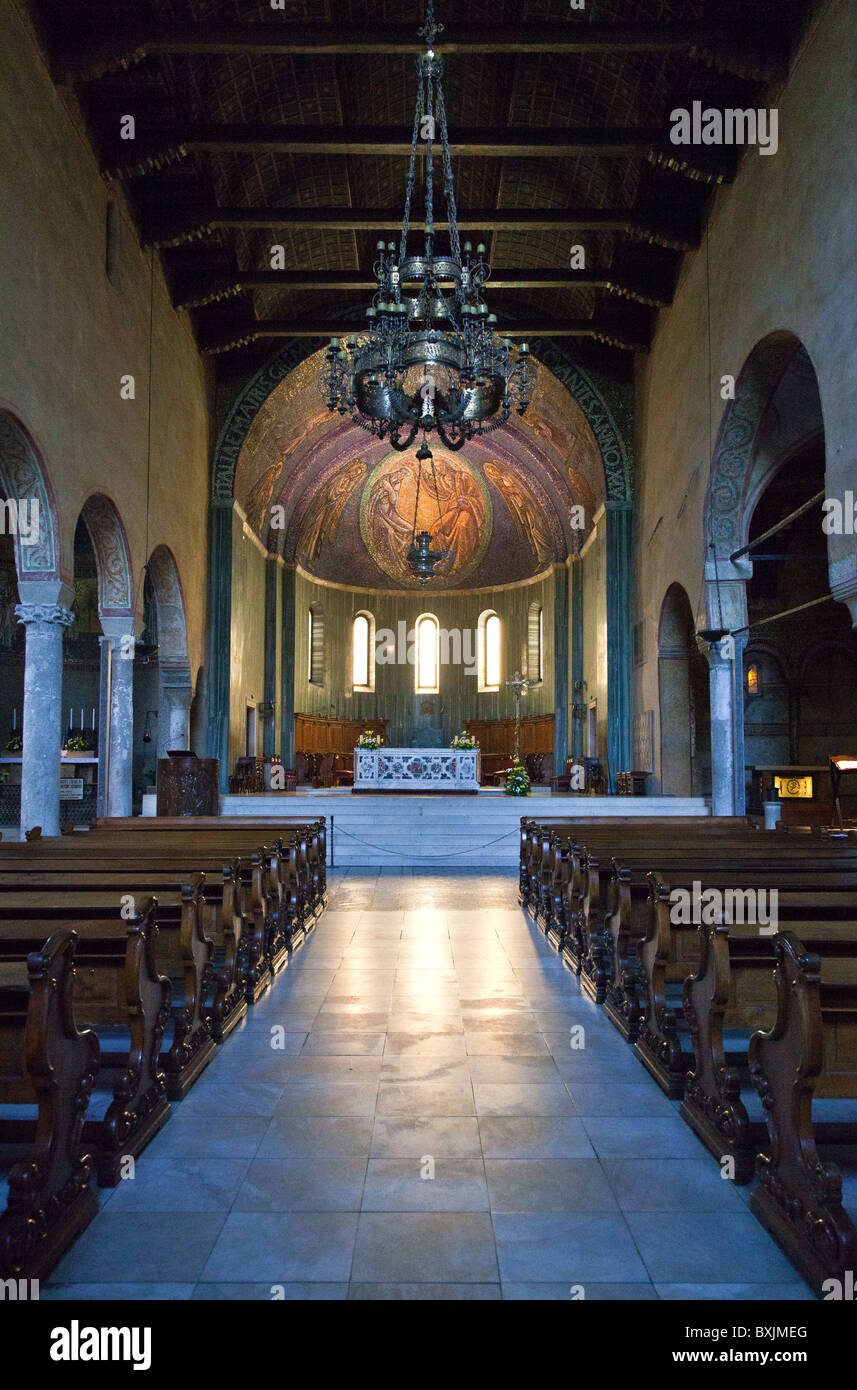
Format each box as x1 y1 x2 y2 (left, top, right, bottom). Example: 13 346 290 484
219 792 711 867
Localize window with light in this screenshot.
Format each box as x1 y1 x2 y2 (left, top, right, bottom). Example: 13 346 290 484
353 612 373 689
415 614 439 692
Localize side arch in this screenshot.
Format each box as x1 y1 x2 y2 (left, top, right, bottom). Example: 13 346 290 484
0 409 61 580
80 492 133 617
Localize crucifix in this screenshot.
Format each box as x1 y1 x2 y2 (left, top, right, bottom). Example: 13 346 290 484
505 669 533 761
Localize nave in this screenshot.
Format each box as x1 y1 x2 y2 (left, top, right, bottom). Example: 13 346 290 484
42 870 811 1302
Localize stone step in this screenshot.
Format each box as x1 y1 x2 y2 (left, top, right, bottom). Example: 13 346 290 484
219 792 711 866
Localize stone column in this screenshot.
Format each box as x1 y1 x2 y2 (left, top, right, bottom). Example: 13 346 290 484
701 556 753 817
699 635 737 817
159 680 194 755
15 591 74 837
99 619 138 819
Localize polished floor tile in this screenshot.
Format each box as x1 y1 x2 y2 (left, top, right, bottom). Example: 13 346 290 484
46 868 817 1301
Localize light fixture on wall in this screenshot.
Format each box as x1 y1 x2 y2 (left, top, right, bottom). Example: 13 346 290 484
319 0 533 450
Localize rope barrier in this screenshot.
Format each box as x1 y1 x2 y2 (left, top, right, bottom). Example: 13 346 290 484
331 823 519 860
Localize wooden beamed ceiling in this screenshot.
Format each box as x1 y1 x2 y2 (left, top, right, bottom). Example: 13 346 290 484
37 1 812 368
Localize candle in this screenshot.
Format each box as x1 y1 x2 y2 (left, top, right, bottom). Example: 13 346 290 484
80 708 84 731
92 707 95 730
12 708 15 730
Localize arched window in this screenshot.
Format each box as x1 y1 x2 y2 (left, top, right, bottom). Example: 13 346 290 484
415 613 439 693
528 602 543 684
308 604 325 685
746 662 760 698
353 611 375 691
478 610 501 692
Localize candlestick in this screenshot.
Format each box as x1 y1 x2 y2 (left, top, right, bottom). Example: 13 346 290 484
12 707 15 731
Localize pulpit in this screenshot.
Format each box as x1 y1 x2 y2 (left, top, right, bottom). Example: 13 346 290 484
157 750 219 816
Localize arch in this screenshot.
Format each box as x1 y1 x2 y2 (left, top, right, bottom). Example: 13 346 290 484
658 582 710 797
705 332 824 562
308 602 325 686
477 609 501 692
414 613 439 694
211 337 633 508
145 544 189 670
80 492 133 616
527 601 544 684
352 610 375 692
0 409 61 579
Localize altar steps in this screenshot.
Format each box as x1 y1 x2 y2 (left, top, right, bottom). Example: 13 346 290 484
219 793 711 867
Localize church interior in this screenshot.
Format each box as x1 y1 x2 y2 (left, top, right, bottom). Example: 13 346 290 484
2 0 857 1324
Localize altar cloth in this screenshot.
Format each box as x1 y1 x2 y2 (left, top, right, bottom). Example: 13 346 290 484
354 746 480 792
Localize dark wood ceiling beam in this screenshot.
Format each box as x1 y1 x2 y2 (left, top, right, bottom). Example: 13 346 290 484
54 23 786 84
104 123 733 185
173 266 672 310
146 205 699 252
198 311 651 356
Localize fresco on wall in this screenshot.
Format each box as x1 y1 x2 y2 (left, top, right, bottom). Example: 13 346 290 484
483 461 554 568
360 451 492 586
297 459 367 564
230 346 608 585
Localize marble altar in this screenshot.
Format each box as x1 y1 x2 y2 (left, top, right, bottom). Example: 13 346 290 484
354 746 480 792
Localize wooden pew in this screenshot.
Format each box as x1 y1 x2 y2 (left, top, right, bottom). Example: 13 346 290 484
519 815 754 931
680 904 857 1180
0 898 171 1185
590 841 857 1045
0 839 274 1006
86 822 325 961
749 931 857 1294
95 816 328 915
636 858 857 1096
0 874 216 1099
0 931 99 1279
0 850 248 1041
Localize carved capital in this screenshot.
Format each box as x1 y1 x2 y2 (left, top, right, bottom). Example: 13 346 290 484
15 603 74 628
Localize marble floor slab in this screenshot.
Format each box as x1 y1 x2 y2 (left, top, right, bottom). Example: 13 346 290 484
45 869 816 1302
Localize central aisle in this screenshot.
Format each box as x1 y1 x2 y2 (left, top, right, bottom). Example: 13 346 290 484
47 871 809 1301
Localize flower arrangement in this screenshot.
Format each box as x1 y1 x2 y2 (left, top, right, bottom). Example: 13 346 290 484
450 730 479 750
5 734 22 753
504 756 531 797
356 730 383 750
64 734 92 753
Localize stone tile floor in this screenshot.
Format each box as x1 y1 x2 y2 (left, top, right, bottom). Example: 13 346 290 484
45 869 814 1301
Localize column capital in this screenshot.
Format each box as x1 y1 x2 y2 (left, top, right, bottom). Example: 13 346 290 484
99 615 143 643
831 573 857 627
15 602 73 628
695 632 735 668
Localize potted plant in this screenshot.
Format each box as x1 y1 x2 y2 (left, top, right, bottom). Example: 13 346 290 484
5 734 22 753
356 730 383 750
504 756 531 797
450 730 479 750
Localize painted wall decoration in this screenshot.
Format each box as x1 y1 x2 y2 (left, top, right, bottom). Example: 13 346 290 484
297 458 367 564
81 494 132 615
483 461 554 568
360 451 492 586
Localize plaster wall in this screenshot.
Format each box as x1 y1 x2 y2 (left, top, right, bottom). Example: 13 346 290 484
292 569 556 748
0 1 212 680
632 0 857 787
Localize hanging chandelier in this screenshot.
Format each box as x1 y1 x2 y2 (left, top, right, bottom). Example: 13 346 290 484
405 441 454 582
320 0 534 451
